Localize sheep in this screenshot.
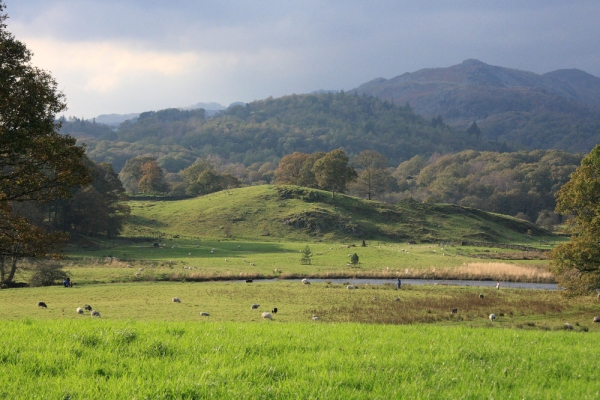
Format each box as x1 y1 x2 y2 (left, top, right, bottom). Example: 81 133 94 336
489 313 496 321
347 285 356 290
451 308 458 314
246 279 253 283
200 312 210 317
301 278 310 284
76 307 84 314
84 304 92 311
271 307 278 314
37 301 47 308
250 263 256 266
312 315 320 321
172 297 181 303
251 304 260 310
593 317 600 323
261 312 272 320
394 297 400 301
479 294 484 299
372 296 378 301
564 323 574 330
91 310 101 317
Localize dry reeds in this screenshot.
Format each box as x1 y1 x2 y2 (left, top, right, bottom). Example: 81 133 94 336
451 262 555 283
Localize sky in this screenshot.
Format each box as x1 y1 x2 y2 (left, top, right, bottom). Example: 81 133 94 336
6 0 600 118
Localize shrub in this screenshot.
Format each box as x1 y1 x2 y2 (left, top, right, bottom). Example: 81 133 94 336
29 262 69 287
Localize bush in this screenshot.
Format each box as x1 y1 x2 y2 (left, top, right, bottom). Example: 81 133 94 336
29 262 69 287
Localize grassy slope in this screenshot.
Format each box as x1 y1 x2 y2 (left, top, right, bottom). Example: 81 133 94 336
122 185 550 244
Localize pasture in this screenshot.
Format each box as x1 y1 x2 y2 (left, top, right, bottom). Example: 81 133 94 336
62 239 555 285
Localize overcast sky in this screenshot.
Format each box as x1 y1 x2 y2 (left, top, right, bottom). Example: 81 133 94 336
6 1 600 118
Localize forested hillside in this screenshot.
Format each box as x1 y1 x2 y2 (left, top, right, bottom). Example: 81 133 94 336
352 59 600 152
62 92 505 172
393 149 581 224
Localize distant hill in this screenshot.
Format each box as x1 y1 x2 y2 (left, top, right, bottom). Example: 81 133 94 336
351 59 600 152
125 185 549 243
90 102 229 127
68 92 504 171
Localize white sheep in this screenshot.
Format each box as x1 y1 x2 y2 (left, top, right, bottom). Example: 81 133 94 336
76 307 84 314
91 310 101 317
489 313 496 321
564 323 574 330
593 316 600 323
347 285 356 290
172 297 181 303
200 312 210 316
312 315 320 320
262 312 272 320
301 278 310 284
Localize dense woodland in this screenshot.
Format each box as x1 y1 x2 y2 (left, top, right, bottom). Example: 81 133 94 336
63 92 508 173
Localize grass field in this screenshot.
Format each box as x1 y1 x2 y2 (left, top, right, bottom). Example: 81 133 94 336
2 186 591 398
1 319 599 399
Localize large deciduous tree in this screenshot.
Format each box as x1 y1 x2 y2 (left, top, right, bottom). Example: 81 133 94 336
549 145 600 294
350 150 391 200
275 152 309 184
0 1 91 285
312 149 356 198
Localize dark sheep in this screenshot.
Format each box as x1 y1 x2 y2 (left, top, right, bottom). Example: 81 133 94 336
251 304 260 310
479 294 484 299
451 308 458 314
37 301 47 308
246 279 253 283
84 304 92 311
271 307 278 313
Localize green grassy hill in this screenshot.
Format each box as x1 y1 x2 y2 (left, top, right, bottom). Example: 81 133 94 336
123 185 550 244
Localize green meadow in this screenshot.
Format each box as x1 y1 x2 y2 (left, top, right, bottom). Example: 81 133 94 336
3 185 597 398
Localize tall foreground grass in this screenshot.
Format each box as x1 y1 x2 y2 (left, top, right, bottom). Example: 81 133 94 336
0 320 598 399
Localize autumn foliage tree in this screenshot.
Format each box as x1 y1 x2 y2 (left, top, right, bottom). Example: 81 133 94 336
549 145 600 294
0 1 91 285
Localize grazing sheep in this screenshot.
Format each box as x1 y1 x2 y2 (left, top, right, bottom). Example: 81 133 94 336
91 310 101 317
479 294 484 299
489 313 496 321
250 263 256 266
451 308 458 314
347 285 356 290
394 297 400 301
76 307 84 314
312 315 320 320
251 304 260 310
261 312 272 320
200 312 210 317
84 304 92 311
172 297 181 303
593 317 600 323
271 307 278 313
301 278 310 284
37 301 47 308
246 279 253 283
564 323 574 330
372 297 378 301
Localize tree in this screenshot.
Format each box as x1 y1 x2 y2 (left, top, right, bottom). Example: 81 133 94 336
138 160 169 194
466 121 481 139
118 156 157 194
549 145 600 294
300 245 312 265
0 2 91 285
312 149 356 198
275 152 309 184
350 253 359 266
350 150 391 200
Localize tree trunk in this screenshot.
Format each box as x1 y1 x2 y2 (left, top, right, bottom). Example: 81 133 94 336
0 256 5 284
6 256 18 284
